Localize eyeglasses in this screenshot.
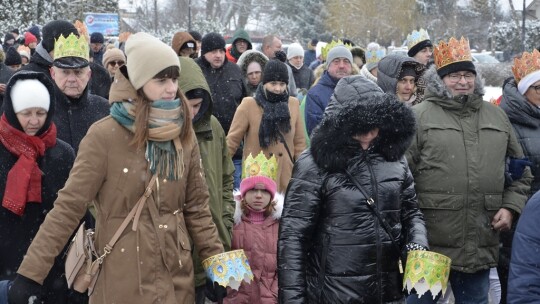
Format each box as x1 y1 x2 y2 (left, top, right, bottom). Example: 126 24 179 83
447 73 475 83
108 61 125 67
530 85 540 94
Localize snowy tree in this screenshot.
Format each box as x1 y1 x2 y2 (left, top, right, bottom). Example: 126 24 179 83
494 20 540 57
269 0 328 42
0 0 34 33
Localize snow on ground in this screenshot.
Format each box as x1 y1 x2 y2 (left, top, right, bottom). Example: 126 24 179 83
484 86 502 101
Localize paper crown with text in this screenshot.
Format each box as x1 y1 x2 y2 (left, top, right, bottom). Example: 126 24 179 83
242 151 278 181
321 40 352 61
53 33 89 69
406 28 431 50
512 49 540 84
433 36 472 70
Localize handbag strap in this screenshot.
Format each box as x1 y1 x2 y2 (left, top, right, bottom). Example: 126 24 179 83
344 169 403 260
278 131 294 163
97 174 157 263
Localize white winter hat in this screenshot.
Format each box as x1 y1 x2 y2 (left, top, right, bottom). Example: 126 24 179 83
125 32 180 90
11 79 50 113
287 43 304 60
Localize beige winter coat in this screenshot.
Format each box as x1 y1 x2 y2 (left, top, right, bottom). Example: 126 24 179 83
226 96 306 192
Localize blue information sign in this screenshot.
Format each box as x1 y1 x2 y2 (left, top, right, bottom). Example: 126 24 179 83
84 13 119 36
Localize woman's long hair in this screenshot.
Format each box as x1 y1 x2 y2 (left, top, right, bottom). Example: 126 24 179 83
130 66 193 148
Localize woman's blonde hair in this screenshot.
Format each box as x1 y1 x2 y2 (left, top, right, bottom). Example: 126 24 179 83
131 66 193 148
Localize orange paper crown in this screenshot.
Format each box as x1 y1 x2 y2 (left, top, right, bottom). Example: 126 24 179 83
433 37 472 70
512 49 540 83
74 20 90 43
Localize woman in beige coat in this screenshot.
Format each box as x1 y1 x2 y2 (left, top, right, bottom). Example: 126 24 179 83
8 33 224 304
227 59 306 192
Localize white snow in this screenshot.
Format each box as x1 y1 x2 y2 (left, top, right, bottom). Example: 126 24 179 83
484 86 502 101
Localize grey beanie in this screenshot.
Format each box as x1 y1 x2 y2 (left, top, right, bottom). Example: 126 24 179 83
325 45 353 66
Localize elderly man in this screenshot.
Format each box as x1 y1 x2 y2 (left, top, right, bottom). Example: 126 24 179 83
304 44 353 135
377 54 425 106
195 32 247 189
49 32 110 153
406 37 532 304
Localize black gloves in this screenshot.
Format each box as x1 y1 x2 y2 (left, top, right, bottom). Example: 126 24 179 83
508 157 533 180
205 279 227 302
274 50 287 63
7 274 42 304
405 242 428 252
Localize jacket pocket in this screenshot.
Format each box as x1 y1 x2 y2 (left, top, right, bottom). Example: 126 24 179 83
478 194 502 247
418 193 464 248
175 213 192 270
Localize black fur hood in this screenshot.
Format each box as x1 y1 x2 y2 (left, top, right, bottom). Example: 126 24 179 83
310 76 416 173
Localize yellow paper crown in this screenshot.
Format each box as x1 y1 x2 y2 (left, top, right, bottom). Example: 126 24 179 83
242 151 278 181
433 37 472 70
53 33 89 61
321 40 352 61
512 49 540 83
403 250 452 299
406 29 430 50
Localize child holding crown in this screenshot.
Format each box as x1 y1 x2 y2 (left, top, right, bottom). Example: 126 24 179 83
224 151 283 304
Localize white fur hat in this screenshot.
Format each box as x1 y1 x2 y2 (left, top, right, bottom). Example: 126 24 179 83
287 43 304 60
11 79 50 113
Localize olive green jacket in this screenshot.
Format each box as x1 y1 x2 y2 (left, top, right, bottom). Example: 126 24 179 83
406 66 532 273
179 57 235 286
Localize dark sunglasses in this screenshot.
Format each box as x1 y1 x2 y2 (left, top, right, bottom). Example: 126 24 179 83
108 60 125 67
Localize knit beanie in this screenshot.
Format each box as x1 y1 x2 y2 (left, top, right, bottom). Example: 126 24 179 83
24 32 37 46
326 45 353 65
27 25 41 41
125 32 180 90
201 32 225 56
188 30 202 42
287 43 304 60
240 176 277 200
103 48 126 67
399 65 417 80
42 20 79 52
90 32 105 44
408 39 433 58
437 61 476 79
3 33 15 45
11 79 50 113
4 47 21 66
262 59 289 84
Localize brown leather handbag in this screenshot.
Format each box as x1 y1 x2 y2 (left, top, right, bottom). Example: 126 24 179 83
65 174 157 294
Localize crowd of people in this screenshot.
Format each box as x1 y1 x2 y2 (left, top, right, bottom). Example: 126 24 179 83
0 20 539 304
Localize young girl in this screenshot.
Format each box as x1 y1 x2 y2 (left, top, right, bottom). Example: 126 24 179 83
227 59 306 193
225 152 283 304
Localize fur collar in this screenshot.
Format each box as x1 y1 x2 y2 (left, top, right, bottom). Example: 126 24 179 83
233 190 284 225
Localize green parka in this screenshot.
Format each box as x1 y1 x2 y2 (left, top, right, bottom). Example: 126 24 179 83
178 57 235 287
406 66 532 273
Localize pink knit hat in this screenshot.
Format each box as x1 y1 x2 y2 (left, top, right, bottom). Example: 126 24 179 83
240 175 276 199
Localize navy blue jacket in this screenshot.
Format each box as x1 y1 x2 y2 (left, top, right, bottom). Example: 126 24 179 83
304 71 338 136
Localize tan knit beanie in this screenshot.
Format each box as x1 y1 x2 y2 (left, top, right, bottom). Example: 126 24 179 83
103 48 126 67
125 32 180 90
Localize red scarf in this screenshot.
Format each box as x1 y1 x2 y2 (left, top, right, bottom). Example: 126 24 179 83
0 114 57 216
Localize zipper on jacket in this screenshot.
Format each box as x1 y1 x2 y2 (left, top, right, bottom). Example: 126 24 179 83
317 233 330 300
366 155 383 303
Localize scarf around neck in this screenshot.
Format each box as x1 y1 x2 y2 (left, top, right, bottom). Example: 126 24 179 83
0 114 57 216
110 100 185 180
255 84 291 148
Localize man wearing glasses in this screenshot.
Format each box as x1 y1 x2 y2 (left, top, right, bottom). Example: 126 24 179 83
406 37 532 304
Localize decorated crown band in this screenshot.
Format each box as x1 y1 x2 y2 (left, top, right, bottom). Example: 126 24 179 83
365 48 386 64
512 49 540 83
403 250 452 300
202 249 254 290
406 29 431 50
53 33 89 61
242 151 278 181
321 40 352 61
433 37 472 70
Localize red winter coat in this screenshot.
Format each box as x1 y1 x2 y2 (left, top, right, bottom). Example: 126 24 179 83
224 193 283 304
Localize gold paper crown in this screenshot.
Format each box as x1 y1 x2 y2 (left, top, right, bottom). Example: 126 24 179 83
406 29 430 50
512 49 540 83
74 20 90 42
321 40 352 61
242 151 278 181
433 37 472 70
53 33 89 61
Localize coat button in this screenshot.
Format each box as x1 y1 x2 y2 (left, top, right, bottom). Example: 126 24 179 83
278 153 283 157
158 224 163 229
163 225 168 229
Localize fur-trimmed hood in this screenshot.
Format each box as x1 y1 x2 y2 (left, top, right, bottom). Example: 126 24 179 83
423 64 485 100
310 76 416 173
233 190 284 225
237 50 268 77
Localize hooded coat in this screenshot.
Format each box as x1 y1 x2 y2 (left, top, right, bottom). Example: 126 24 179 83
406 66 532 273
226 89 307 193
16 68 224 304
500 78 540 194
0 71 75 303
278 76 428 303
377 54 425 105
225 29 252 63
178 57 235 288
237 50 268 97
224 192 284 304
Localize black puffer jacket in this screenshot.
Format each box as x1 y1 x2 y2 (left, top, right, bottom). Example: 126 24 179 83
500 78 540 194
278 76 428 303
